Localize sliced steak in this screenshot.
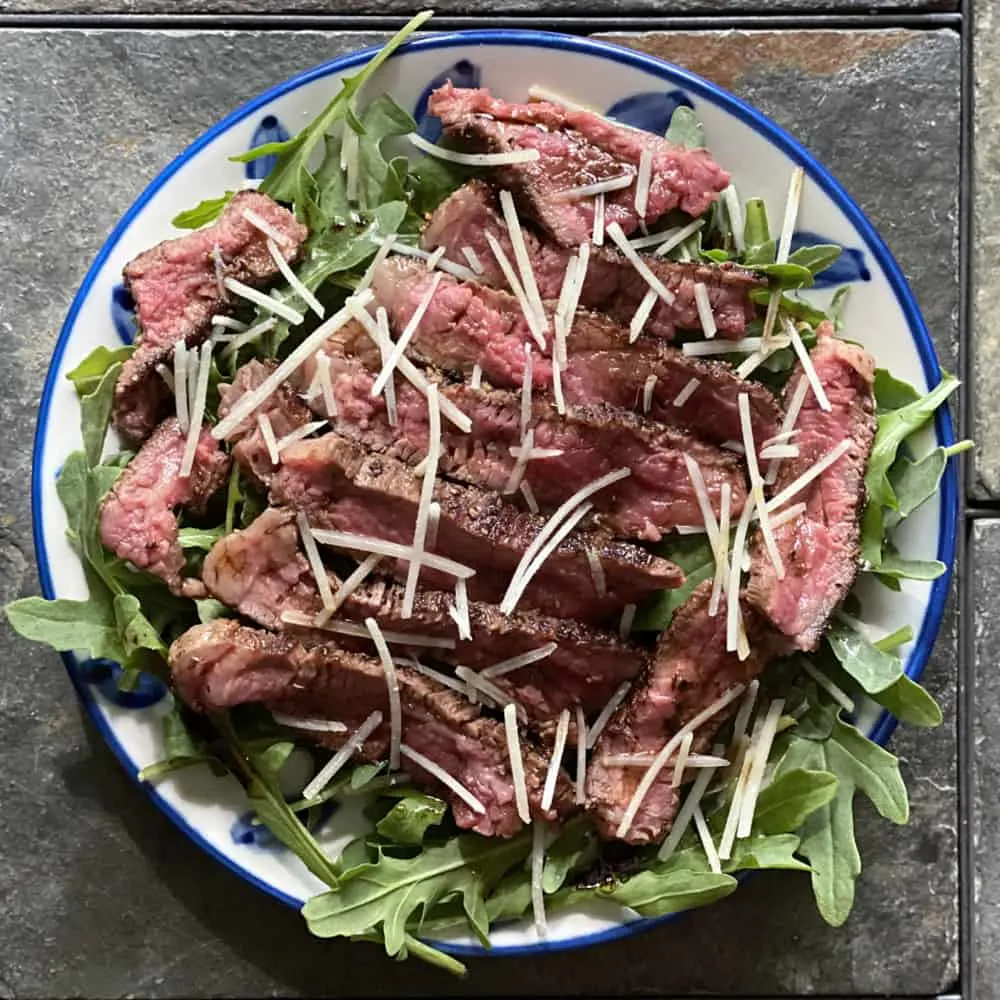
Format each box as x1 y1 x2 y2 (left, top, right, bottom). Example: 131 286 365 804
218 359 312 487
428 85 729 245
369 256 780 445
746 329 877 651
587 581 775 844
169 619 574 836
99 417 230 597
420 181 762 340
114 191 308 444
269 433 682 621
302 352 748 541
203 508 646 723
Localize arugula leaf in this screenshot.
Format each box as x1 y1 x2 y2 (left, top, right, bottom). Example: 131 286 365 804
406 155 470 220
234 11 432 206
787 244 841 274
633 534 715 630
873 368 920 412
875 547 946 582
747 262 814 290
665 106 705 149
5 593 125 661
591 866 737 917
303 833 529 957
726 833 812 872
830 286 851 328
871 673 943 727
825 619 903 695
171 192 235 229
114 592 168 674
866 373 959 511
66 345 133 396
375 790 447 846
874 624 914 652
356 94 419 210
743 198 770 252
884 445 970 529
79 362 123 467
217 717 341 889
748 287 829 326
752 769 839 835
777 718 908 925
178 526 225 551
542 817 599 893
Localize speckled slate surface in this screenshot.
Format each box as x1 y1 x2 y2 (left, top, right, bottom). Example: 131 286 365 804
0 27 961 999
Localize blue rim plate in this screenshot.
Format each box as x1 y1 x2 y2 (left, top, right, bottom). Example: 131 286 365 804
30 28 958 958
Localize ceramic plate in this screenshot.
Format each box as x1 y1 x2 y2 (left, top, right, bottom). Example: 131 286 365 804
32 29 958 956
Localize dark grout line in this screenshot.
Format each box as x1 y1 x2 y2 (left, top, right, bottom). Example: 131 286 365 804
0 11 963 31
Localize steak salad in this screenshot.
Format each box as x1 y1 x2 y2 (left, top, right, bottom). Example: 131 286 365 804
6 12 968 976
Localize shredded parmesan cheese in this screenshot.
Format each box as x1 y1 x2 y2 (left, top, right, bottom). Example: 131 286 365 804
766 439 852 513
718 728 756 860
500 502 593 616
585 548 607 598
364 618 401 771
682 334 789 358
313 553 381 626
726 492 756 653
552 360 566 415
243 207 292 247
296 513 338 615
173 341 190 433
371 272 443 398
403 656 472 697
671 731 695 788
375 307 397 427
759 443 799 460
785 317 831 411
220 317 277 360
211 315 248 332
730 679 759 750
281 610 456 649
223 276 303 326
642 374 657 414
257 412 280 466
801 659 855 712
425 245 447 271
606 222 676 304
356 231 398 292
737 698 785 838
575 704 587 804
521 481 539 513
501 468 630 615
481 642 558 679
408 131 540 166
302 710 383 801
499 190 548 339
634 147 653 219
425 501 441 552
556 173 634 201
619 604 636 640
504 703 531 824
504 428 535 496
585 681 631 750
460 245 484 274
722 185 744 253
402 383 442 617
211 244 227 302
617 685 746 839
682 455 721 553
388 240 479 282
629 217 704 253
739 393 785 579
657 744 727 861
629 288 658 343
156 363 175 392
470 363 483 389
450 578 472 641
673 377 700 408
400 743 487 814
520 343 533 438
591 192 606 246
309 529 475 580
765 373 811 485
777 167 805 264
531 821 548 936
270 712 347 734
693 804 722 873
484 231 547 350
179 342 213 478
692 282 717 338
708 482 732 617
542 709 571 812
267 238 324 318
214 291 372 439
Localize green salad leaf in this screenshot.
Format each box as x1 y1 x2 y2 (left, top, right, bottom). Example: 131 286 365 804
590 866 737 917
375 790 448 846
172 192 235 229
752 769 840 836
665 106 706 149
633 533 715 631
776 719 908 925
66 345 133 395
5 593 126 662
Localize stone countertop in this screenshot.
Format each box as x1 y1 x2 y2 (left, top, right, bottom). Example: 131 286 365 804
0 26 961 999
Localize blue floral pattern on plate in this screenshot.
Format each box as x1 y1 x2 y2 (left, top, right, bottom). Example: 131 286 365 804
413 60 482 142
110 283 137 345
230 801 337 847
606 89 694 135
245 114 291 181
791 230 870 287
76 658 167 709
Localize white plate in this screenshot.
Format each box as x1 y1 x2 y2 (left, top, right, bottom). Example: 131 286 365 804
31 29 958 957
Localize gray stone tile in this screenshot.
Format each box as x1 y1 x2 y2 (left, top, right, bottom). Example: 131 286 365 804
973 3 1000 498
0 27 960 998
972 521 1000 1000
0 0 962 14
